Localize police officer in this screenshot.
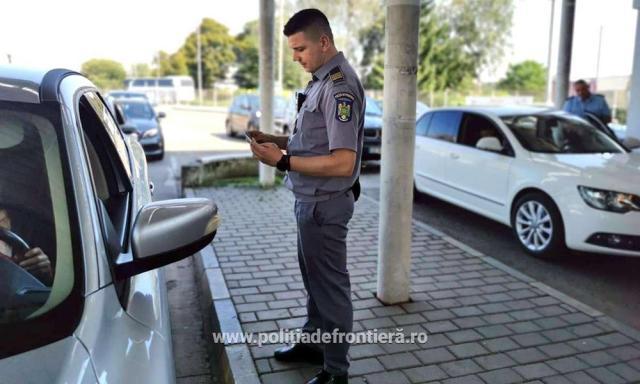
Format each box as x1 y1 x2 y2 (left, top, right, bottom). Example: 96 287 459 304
249 8 364 384
563 79 612 124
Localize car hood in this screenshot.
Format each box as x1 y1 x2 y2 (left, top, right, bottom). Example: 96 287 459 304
530 152 640 192
127 118 158 132
364 114 382 129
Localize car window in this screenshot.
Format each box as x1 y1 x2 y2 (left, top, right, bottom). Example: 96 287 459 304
458 113 506 150
0 101 80 357
132 79 145 86
78 94 132 256
120 101 155 120
501 114 624 154
84 93 132 178
426 111 462 143
365 97 383 116
416 113 433 136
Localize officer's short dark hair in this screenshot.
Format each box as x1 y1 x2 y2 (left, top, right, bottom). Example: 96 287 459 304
574 79 589 87
283 8 334 43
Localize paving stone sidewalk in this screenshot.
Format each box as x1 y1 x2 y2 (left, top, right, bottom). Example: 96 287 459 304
193 186 640 384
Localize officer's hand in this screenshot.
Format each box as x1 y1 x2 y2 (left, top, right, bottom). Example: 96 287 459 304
250 141 282 167
18 247 53 285
247 131 272 144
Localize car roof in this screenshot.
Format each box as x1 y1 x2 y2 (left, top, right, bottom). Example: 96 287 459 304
0 65 79 104
429 105 555 117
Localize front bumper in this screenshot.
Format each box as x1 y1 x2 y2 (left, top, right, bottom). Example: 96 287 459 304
139 134 164 156
562 196 640 256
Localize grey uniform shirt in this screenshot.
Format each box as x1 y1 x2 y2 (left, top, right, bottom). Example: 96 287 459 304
285 52 365 201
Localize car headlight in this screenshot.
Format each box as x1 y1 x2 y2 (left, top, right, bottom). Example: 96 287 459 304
142 128 159 138
255 111 262 118
577 186 640 213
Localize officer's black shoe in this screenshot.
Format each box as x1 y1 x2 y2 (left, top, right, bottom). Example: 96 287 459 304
305 370 348 384
273 343 324 364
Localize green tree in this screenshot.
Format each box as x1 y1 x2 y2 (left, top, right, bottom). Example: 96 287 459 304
364 55 384 89
233 19 305 90
443 0 514 74
234 20 260 88
156 50 188 76
179 18 236 88
498 60 546 94
81 58 126 90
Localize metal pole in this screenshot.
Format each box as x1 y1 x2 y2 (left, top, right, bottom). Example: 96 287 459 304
377 0 420 305
595 25 603 91
554 0 576 108
545 0 556 105
6 54 12 64
197 24 203 105
626 0 640 140
277 0 285 92
259 0 276 186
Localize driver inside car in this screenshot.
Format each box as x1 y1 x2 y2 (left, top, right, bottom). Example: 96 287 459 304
0 207 53 286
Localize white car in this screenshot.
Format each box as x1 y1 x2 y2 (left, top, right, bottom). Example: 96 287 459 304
414 106 640 258
0 66 219 383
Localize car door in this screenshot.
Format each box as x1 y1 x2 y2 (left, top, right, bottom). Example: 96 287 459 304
72 91 174 384
446 112 514 222
413 111 462 200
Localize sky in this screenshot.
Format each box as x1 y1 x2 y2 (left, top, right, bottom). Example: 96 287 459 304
1 0 637 82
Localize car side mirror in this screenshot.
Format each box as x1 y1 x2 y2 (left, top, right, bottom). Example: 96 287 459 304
113 198 220 280
623 137 640 150
476 137 504 152
157 111 166 119
121 123 138 135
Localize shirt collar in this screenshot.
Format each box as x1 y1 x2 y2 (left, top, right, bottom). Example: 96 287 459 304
312 52 345 81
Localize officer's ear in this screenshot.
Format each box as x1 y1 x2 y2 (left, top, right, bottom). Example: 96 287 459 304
319 34 332 51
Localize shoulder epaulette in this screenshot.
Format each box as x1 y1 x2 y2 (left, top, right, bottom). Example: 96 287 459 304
329 66 345 84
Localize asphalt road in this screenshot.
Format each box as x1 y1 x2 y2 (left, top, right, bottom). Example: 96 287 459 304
150 106 640 337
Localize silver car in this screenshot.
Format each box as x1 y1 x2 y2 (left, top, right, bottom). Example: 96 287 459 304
0 66 220 383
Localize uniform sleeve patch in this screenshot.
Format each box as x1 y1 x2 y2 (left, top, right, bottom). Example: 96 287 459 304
334 92 355 123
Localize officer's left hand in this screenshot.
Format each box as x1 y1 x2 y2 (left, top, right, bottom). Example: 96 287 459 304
250 141 282 167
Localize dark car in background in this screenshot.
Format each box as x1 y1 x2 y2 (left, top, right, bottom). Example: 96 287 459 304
115 97 166 160
362 96 383 161
226 94 290 137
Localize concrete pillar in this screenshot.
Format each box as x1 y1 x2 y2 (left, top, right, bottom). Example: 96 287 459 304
377 0 420 305
626 0 640 140
545 0 556 105
554 0 576 108
259 0 276 186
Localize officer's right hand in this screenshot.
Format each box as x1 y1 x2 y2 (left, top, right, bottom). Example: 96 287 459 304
246 131 272 144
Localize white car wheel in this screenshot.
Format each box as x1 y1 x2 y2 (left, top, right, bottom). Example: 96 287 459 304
512 192 565 258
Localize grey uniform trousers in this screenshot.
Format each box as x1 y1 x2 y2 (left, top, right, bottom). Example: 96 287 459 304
294 190 355 375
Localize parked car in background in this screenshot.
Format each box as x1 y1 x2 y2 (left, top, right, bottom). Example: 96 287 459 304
225 94 290 136
362 96 383 161
0 65 219 383
115 97 166 160
106 90 149 101
414 106 640 258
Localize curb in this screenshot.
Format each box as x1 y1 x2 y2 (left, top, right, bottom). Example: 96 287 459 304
186 188 261 384
360 193 640 343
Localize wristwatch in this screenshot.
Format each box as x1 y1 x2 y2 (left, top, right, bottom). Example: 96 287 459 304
276 154 291 172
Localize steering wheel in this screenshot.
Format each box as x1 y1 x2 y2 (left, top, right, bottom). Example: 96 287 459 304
0 228 30 257
0 228 49 319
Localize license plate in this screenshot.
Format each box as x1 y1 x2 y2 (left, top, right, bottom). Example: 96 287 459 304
369 146 381 154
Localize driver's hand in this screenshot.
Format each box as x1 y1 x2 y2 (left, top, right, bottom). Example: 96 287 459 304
18 247 53 285
0 209 10 230
246 131 272 144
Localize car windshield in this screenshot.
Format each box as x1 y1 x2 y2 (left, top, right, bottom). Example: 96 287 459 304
120 101 155 120
0 101 75 324
366 97 383 116
500 114 624 154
